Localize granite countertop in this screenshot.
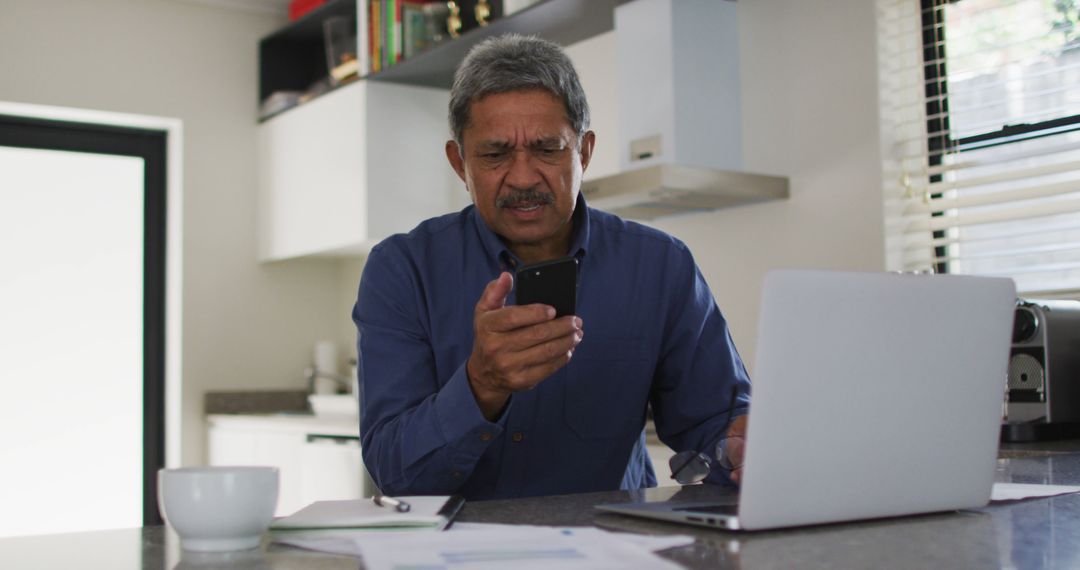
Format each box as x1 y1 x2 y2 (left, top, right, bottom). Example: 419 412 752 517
205 389 359 436
204 390 310 415
457 450 1080 569
2 444 1078 569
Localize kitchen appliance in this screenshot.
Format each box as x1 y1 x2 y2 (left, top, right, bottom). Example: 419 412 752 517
580 0 789 220
1002 299 1080 442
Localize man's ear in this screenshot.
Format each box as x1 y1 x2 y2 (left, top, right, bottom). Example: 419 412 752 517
445 140 467 183
579 131 596 173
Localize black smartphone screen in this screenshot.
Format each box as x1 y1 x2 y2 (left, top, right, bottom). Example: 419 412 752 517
514 256 578 318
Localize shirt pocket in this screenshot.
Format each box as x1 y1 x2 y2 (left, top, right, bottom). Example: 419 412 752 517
563 338 651 440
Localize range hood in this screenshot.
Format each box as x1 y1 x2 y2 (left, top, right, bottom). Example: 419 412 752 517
582 164 788 221
582 0 788 221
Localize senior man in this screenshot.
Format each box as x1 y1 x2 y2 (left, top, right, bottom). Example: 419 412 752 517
353 34 749 500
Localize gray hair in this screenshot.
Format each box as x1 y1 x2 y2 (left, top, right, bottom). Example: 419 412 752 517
448 34 590 149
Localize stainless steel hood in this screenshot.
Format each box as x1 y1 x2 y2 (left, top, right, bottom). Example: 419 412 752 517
588 0 789 221
581 164 789 221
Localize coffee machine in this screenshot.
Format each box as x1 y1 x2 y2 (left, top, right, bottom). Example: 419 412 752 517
1002 299 1080 442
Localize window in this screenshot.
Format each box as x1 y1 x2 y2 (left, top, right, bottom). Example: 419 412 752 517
880 0 1080 293
0 115 167 534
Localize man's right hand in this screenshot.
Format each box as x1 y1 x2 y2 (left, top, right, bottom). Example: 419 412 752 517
467 272 584 420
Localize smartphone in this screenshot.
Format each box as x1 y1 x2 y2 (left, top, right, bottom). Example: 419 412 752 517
514 256 578 318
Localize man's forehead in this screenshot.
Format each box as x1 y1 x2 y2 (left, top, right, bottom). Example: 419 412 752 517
474 133 569 148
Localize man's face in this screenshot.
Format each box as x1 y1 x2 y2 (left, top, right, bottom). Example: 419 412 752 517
446 89 594 259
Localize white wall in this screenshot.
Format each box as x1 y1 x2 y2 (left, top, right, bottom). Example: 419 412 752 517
338 257 365 362
0 0 345 465
562 0 885 369
650 0 887 367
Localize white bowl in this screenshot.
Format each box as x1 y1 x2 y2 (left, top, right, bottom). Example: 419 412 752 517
158 466 278 552
308 394 359 418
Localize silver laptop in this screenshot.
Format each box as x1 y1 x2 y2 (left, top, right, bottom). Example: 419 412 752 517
598 269 1015 531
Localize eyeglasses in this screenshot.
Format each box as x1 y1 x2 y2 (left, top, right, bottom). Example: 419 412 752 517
668 384 745 485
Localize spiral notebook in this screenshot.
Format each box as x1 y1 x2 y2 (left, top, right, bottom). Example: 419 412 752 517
271 495 464 532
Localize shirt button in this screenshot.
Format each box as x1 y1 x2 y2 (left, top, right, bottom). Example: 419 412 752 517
452 471 461 478
480 433 492 441
512 432 524 442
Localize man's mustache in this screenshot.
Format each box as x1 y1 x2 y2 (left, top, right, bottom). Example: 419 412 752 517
496 189 555 208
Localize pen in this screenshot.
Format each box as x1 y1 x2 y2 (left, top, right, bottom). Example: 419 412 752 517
373 495 411 513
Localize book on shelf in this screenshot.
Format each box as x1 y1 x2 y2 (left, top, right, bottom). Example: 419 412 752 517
358 0 369 76
360 0 467 75
385 0 397 69
369 0 380 73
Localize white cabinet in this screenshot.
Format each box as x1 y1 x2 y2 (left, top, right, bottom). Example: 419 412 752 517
207 414 375 516
646 442 677 487
254 1 635 262
256 80 464 261
300 435 365 504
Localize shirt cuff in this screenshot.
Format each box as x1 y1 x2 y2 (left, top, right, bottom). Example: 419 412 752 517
434 361 508 457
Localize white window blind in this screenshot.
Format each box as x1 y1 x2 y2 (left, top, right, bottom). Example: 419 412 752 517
879 0 1080 294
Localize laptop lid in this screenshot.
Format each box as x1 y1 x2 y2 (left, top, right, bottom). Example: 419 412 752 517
736 270 1015 530
597 270 1015 530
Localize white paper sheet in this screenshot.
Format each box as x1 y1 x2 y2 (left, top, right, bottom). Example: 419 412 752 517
355 527 685 570
453 523 695 553
990 483 1080 502
274 523 694 569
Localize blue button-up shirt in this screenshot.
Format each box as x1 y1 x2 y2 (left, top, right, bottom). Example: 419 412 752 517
353 195 750 499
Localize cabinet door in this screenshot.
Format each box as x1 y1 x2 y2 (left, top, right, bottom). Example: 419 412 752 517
299 436 367 504
363 82 463 241
257 82 367 261
207 425 261 466
207 425 307 516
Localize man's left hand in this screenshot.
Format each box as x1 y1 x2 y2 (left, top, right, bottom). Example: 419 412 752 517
724 415 748 485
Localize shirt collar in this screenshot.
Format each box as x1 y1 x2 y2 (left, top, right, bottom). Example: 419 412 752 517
469 192 592 271
567 192 591 260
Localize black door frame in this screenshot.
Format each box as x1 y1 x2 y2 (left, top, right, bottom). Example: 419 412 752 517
0 114 168 526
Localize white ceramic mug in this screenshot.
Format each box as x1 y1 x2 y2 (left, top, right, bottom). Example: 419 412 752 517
158 466 279 552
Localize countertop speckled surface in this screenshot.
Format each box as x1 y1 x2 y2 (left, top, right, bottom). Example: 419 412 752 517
457 450 1080 569
2 444 1078 569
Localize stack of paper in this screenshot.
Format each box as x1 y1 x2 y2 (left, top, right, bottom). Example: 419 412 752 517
276 523 693 570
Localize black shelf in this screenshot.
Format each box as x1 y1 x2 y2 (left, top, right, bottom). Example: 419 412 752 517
257 0 627 119
259 0 356 103
365 0 626 89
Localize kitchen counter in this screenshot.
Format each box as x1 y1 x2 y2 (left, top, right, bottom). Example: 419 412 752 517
2 443 1078 569
467 450 1080 569
206 413 359 438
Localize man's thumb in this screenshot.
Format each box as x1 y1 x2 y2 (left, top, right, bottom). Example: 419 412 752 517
476 272 513 312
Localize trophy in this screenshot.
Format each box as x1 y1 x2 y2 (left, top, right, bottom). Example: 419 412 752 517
475 0 492 26
447 1 462 38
